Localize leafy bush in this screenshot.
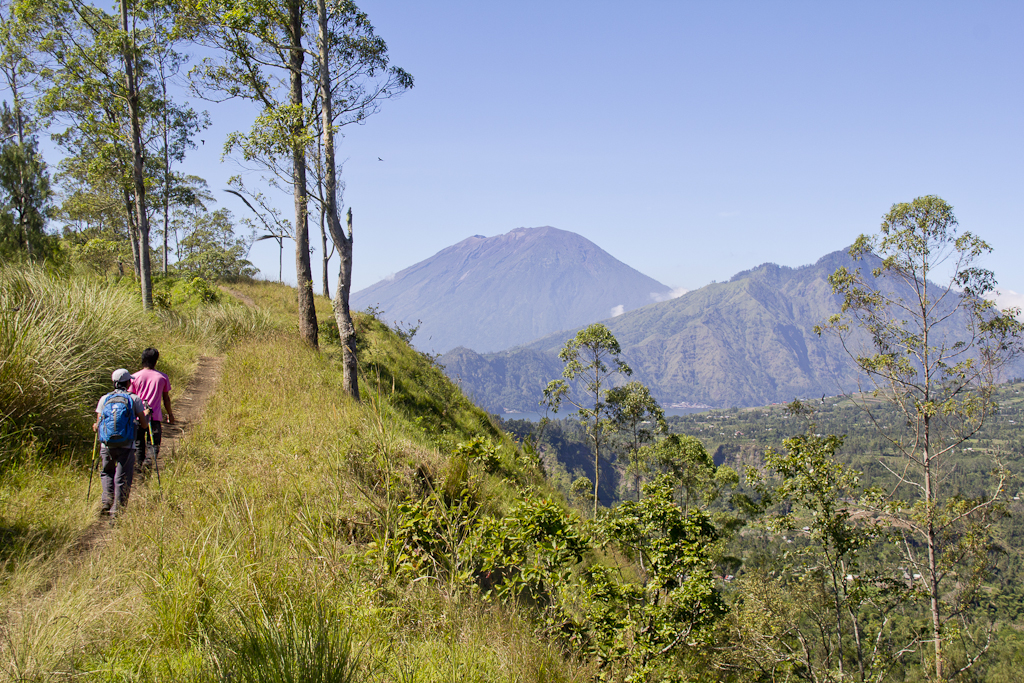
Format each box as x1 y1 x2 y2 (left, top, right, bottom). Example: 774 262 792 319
455 436 501 474
179 277 220 305
318 316 341 344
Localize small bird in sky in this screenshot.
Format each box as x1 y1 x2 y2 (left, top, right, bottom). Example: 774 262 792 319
377 157 383 161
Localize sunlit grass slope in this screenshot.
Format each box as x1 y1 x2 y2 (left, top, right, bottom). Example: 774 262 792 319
1 276 585 682
0 266 274 604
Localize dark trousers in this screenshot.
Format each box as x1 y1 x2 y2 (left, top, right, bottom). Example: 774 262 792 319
100 444 136 516
136 419 162 466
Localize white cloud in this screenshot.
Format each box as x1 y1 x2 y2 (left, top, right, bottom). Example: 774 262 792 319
383 272 396 282
610 304 625 317
992 289 1024 317
650 287 688 303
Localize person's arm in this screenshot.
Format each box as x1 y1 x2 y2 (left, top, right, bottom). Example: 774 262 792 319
135 397 150 430
162 389 174 424
93 397 103 432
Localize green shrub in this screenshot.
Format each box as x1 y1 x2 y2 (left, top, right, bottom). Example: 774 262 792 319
318 317 341 344
177 277 221 306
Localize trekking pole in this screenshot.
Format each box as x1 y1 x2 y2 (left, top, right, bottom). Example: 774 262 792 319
149 422 162 492
86 431 99 501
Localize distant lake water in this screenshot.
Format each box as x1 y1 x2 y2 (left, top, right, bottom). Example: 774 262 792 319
499 406 712 422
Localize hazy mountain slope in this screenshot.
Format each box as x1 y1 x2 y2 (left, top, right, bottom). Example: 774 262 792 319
352 226 674 353
442 346 564 414
440 250 877 411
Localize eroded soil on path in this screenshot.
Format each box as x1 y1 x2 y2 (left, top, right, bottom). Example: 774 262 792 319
219 285 255 307
72 355 224 555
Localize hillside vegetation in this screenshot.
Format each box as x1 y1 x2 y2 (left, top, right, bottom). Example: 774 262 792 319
442 249 1021 413
5 264 1023 682
2 266 597 681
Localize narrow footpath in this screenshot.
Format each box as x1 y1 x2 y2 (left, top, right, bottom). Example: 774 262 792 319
73 355 225 555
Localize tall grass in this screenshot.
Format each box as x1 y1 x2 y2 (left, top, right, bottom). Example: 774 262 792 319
160 302 275 352
0 265 148 449
0 280 589 683
213 602 363 683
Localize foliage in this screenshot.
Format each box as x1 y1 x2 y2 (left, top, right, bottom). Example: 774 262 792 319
650 433 738 513
68 237 131 276
607 381 666 502
0 100 54 260
586 478 725 680
175 207 257 281
455 435 501 474
179 276 220 305
472 496 588 606
544 323 632 518
749 429 911 681
29 0 199 309
817 196 1024 679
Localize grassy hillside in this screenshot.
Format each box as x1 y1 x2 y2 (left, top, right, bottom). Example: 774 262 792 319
0 267 592 681
7 265 1021 682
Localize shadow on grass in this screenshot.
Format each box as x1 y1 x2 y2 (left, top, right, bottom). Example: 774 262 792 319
0 519 78 573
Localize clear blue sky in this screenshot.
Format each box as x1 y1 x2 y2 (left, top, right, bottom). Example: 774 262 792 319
189 1 1023 307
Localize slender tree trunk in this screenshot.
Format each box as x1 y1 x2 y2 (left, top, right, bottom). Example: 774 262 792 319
925 438 943 681
920 309 943 682
314 132 330 298
334 209 359 399
124 188 141 275
317 0 358 399
320 197 330 298
121 0 152 309
161 68 170 274
321 210 329 296
9 74 29 257
288 0 317 347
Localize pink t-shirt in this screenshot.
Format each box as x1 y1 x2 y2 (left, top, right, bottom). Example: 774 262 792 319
129 368 171 422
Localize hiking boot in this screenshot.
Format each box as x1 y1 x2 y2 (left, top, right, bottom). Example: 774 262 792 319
99 506 111 517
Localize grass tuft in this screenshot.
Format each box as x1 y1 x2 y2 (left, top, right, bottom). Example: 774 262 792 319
213 601 363 683
0 265 149 451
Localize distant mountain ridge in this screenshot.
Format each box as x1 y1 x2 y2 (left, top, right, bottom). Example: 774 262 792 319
440 250 885 412
351 226 675 354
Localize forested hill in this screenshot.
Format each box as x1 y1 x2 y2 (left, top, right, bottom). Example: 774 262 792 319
442 249 890 411
351 226 674 354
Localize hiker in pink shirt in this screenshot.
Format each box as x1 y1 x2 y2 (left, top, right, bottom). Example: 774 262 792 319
129 347 175 471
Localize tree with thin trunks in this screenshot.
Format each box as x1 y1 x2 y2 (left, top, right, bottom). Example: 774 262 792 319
817 195 1024 681
311 0 410 399
187 0 319 345
225 176 293 283
607 380 665 501
544 323 631 519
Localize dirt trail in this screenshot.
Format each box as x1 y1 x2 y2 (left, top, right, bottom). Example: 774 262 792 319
220 285 255 307
73 356 224 555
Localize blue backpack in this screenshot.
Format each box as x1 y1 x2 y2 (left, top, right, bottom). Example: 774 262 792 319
98 390 137 447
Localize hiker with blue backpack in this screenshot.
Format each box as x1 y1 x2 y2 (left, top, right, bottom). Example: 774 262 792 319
94 368 150 518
